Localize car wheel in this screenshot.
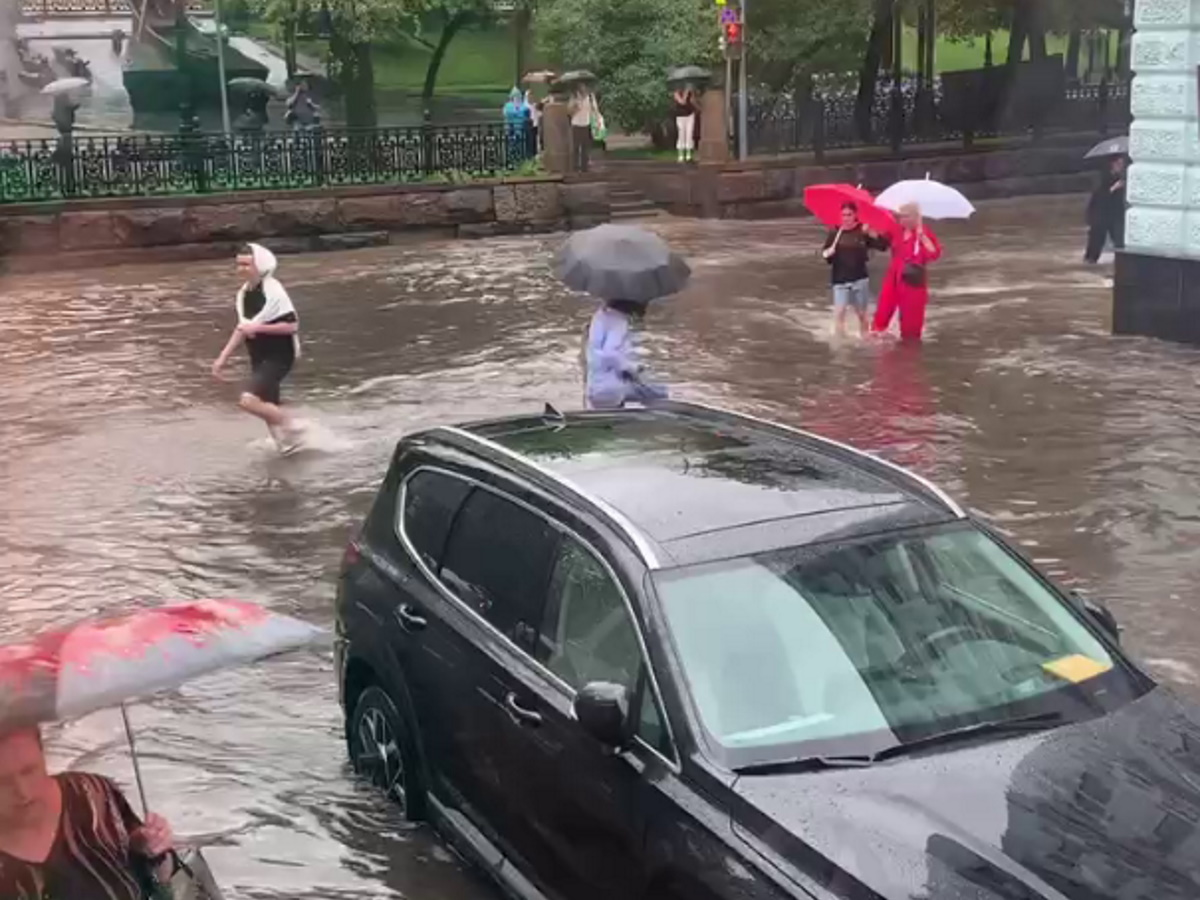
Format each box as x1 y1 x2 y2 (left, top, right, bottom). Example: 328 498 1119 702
348 685 427 821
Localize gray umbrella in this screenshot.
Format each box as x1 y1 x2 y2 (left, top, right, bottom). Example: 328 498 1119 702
555 224 691 303
558 70 597 86
1084 135 1129 160
667 65 711 85
228 77 283 98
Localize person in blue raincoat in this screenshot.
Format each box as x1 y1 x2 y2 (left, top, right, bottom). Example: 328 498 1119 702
502 87 530 161
583 299 668 409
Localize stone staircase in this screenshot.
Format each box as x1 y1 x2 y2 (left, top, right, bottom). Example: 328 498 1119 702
606 180 663 221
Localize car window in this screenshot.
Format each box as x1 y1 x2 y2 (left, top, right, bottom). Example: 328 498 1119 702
439 487 559 650
654 523 1142 766
537 537 642 696
636 677 672 758
401 471 472 570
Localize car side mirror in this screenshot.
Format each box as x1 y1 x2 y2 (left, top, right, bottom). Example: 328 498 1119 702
1084 599 1122 645
573 682 630 749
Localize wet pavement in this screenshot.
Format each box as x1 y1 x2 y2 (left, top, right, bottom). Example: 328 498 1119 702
3 193 1200 897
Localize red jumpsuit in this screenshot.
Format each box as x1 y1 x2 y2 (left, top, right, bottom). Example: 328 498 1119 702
872 223 942 341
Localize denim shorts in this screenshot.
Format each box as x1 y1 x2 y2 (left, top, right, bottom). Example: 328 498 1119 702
832 278 870 311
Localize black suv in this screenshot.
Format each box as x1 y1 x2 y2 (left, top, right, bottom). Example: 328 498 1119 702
336 402 1200 900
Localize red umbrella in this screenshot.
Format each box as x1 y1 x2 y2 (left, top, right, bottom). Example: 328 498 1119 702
0 600 323 810
803 183 895 233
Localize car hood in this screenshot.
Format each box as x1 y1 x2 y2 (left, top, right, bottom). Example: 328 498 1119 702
731 688 1200 900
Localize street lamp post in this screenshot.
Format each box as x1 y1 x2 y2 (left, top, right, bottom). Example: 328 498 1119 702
214 0 231 134
737 0 747 160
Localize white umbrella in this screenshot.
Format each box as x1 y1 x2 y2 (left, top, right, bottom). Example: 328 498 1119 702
41 77 90 96
876 176 976 220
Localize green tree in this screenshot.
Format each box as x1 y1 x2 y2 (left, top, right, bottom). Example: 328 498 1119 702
255 0 418 126
536 0 718 135
748 0 871 91
407 0 497 113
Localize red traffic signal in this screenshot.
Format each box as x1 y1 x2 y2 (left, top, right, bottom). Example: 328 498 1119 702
723 20 742 43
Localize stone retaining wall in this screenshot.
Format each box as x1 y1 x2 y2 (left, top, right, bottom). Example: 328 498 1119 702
0 177 611 272
610 140 1101 219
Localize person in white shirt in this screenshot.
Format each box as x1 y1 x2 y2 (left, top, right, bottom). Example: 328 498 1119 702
568 88 595 172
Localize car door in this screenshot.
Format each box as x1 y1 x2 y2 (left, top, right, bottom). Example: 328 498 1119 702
487 532 667 900
430 481 562 853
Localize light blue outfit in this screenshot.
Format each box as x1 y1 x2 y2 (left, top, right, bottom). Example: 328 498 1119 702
585 306 669 409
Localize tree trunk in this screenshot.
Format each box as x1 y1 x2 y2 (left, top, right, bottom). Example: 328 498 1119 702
1066 27 1081 82
514 3 531 88
283 2 297 80
422 11 471 114
984 31 992 67
331 30 376 127
1006 0 1028 69
855 0 892 142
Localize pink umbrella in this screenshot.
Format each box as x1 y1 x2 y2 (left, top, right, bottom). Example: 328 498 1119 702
0 600 323 810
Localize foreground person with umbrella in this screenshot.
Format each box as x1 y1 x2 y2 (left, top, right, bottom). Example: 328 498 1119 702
556 224 689 408
804 184 894 338
0 599 323 899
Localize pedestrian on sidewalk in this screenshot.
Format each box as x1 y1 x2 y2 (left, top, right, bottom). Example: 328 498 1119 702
822 201 889 338
1085 155 1127 264
672 86 698 163
568 87 596 173
872 203 941 342
212 243 304 453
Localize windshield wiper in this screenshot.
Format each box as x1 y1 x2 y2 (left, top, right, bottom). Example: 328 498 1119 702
735 711 1068 774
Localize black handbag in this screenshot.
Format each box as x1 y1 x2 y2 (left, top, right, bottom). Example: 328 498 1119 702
901 262 927 288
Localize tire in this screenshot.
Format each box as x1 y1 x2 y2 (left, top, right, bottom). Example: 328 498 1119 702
348 684 427 821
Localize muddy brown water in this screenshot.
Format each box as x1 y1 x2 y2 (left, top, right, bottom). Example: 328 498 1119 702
3 195 1199 897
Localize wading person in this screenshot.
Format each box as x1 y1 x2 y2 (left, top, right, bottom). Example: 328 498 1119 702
1085 155 1127 264
0 726 177 899
672 86 697 163
584 299 668 409
212 243 303 453
822 202 888 338
872 202 941 342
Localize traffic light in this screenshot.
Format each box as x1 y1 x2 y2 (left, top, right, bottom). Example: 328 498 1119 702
723 19 742 45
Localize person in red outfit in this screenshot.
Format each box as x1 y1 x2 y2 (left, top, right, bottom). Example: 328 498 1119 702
872 202 942 341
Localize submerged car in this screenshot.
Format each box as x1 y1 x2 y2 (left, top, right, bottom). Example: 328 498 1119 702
335 401 1200 900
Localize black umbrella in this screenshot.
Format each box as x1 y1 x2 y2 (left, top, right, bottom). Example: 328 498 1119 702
558 70 597 86
228 77 283 98
1084 135 1129 160
667 65 711 86
555 224 691 303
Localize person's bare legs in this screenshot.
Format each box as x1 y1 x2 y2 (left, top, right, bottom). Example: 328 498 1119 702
834 305 849 338
857 307 870 337
239 392 298 450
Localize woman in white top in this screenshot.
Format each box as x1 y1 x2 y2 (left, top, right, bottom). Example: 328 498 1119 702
583 299 668 409
568 88 595 172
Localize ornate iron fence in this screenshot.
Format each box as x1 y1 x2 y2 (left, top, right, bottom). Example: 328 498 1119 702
0 123 532 204
742 78 1130 158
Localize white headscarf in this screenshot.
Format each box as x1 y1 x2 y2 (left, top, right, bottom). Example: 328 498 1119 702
236 243 301 358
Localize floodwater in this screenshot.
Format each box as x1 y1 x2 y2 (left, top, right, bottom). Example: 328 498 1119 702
3 195 1200 897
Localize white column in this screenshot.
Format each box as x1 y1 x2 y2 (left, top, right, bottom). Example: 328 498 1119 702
1127 0 1200 255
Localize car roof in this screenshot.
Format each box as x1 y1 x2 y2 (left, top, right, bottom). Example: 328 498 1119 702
424 403 963 569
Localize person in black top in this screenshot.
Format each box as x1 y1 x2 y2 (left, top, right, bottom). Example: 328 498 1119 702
211 243 303 453
1085 155 1127 264
672 87 697 163
822 202 890 337
0 726 176 900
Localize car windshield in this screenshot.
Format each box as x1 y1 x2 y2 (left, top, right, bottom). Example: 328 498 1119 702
654 523 1143 767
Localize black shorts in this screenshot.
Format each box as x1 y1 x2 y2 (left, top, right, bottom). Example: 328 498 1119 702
246 358 293 405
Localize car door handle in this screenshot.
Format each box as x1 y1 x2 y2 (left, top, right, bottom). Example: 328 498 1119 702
395 604 428 632
504 692 542 728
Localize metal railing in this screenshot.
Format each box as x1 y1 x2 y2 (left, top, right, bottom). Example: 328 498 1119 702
0 123 535 204
741 79 1130 159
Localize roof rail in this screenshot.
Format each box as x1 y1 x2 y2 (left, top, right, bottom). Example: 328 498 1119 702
663 401 966 519
433 426 663 568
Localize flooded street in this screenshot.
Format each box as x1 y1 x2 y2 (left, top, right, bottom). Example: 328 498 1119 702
3 194 1200 897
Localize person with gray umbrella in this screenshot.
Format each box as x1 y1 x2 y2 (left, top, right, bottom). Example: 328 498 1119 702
1084 138 1128 264
555 224 689 408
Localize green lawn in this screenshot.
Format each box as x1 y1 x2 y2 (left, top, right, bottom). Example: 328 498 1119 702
904 28 1119 73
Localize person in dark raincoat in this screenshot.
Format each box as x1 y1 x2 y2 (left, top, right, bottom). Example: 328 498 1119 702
1084 155 1127 264
871 202 942 342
